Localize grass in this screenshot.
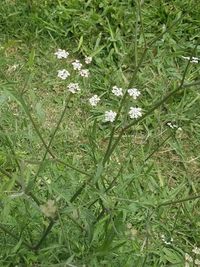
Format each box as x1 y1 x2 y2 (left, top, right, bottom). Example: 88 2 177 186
0 0 200 266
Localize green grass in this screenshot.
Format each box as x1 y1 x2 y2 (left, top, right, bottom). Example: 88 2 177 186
0 0 200 266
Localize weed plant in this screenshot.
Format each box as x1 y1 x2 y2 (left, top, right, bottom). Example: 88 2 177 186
0 1 200 266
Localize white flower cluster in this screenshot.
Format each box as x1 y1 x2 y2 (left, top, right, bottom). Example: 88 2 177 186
128 107 142 119
104 85 142 122
105 110 117 122
54 49 69 59
79 69 90 77
55 49 91 80
72 60 82 70
55 49 94 96
55 50 142 123
111 86 141 100
167 122 182 131
71 60 90 77
182 56 199 64
161 234 173 245
112 86 123 97
89 95 100 106
185 247 200 267
192 247 200 255
85 56 92 64
57 69 70 80
67 83 80 94
127 88 141 99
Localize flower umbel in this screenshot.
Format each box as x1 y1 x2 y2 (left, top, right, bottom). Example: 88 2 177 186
185 253 193 263
57 69 70 80
105 110 117 122
79 69 90 77
54 49 69 59
40 200 57 218
192 247 200 255
182 56 199 64
72 60 82 70
112 86 123 97
85 56 92 64
127 88 141 99
67 83 80 94
89 95 100 106
129 107 142 119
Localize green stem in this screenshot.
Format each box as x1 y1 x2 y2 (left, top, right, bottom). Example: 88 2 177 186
144 133 173 161
102 16 183 166
33 219 54 250
158 194 200 208
18 95 89 177
33 94 72 183
104 41 198 164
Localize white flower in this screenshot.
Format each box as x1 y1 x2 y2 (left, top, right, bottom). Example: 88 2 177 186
191 59 198 64
185 253 193 262
112 86 123 97
67 83 80 94
72 60 82 70
182 56 199 63
54 49 69 59
40 200 57 218
167 122 182 131
167 122 178 129
57 69 70 80
104 110 117 122
79 69 89 77
85 56 92 64
192 247 200 255
195 259 200 265
161 234 173 245
8 64 19 72
127 88 141 99
89 95 100 106
128 107 142 119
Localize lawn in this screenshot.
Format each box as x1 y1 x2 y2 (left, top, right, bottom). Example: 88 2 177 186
0 1 200 266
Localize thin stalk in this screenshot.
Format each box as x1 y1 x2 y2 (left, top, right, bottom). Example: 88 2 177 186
135 2 139 66
104 40 199 164
33 219 54 250
102 16 183 165
33 94 72 183
158 194 200 208
144 133 173 161
137 0 146 47
18 95 90 176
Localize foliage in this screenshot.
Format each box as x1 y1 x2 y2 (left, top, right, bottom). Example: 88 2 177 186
0 0 200 266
